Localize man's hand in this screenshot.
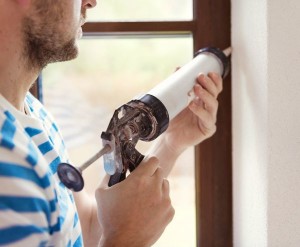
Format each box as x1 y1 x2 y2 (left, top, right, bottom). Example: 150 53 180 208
95 157 175 247
163 72 223 155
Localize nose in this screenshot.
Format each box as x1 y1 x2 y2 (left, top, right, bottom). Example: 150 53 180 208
82 0 97 9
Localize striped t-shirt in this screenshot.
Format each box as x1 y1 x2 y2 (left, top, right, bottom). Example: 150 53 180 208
0 93 83 246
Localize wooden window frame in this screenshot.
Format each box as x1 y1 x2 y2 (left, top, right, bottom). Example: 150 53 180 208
31 0 232 245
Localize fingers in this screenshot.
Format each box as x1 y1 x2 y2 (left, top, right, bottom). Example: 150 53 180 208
189 100 217 130
161 179 175 226
190 72 223 117
191 84 219 118
153 165 164 180
208 72 223 94
188 73 222 134
197 72 223 99
99 174 110 189
162 178 170 199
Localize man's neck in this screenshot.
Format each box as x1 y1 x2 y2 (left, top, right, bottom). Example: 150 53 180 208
0 19 39 112
0 54 39 112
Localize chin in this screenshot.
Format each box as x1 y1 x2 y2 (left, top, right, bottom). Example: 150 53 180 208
46 38 79 66
59 38 79 61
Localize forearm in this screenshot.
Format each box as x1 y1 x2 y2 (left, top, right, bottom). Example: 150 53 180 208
146 133 184 178
73 191 102 246
87 201 103 246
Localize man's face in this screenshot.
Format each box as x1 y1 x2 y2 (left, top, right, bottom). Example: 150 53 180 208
23 0 87 69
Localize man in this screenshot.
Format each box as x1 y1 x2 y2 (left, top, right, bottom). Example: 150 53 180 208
0 0 223 246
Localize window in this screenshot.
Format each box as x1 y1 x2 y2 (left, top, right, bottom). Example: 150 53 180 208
88 0 193 21
33 0 232 246
44 34 196 247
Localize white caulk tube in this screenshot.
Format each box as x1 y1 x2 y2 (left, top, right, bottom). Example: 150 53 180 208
148 47 230 120
132 47 231 142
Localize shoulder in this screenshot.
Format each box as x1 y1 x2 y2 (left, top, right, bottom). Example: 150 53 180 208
25 93 67 153
0 110 18 150
0 95 82 246
0 114 58 220
25 92 54 124
0 103 56 245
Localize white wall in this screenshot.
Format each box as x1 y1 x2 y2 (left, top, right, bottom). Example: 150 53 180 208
232 0 300 246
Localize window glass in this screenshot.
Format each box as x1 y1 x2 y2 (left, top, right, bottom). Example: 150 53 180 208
88 0 193 21
43 37 196 247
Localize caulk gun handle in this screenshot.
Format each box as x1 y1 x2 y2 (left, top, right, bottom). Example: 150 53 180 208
108 144 145 187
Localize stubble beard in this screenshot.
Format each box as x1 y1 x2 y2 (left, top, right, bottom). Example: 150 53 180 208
22 7 79 70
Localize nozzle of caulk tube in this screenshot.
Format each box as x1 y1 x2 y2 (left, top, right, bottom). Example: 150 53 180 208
223 47 232 57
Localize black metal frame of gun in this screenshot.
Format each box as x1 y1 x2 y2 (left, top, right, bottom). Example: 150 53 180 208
101 97 169 187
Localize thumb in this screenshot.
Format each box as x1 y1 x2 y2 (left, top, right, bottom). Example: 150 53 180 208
98 174 110 189
131 156 160 177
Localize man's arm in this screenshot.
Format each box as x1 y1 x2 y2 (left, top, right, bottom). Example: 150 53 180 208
73 191 102 246
74 72 223 246
96 157 174 247
74 157 174 247
147 72 223 177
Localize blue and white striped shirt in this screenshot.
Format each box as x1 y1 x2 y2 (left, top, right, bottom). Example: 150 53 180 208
0 93 83 246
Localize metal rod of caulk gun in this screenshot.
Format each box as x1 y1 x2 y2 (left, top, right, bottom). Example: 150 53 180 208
77 144 112 173
57 143 112 191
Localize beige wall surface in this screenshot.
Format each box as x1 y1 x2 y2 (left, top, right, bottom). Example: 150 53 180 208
232 0 300 246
